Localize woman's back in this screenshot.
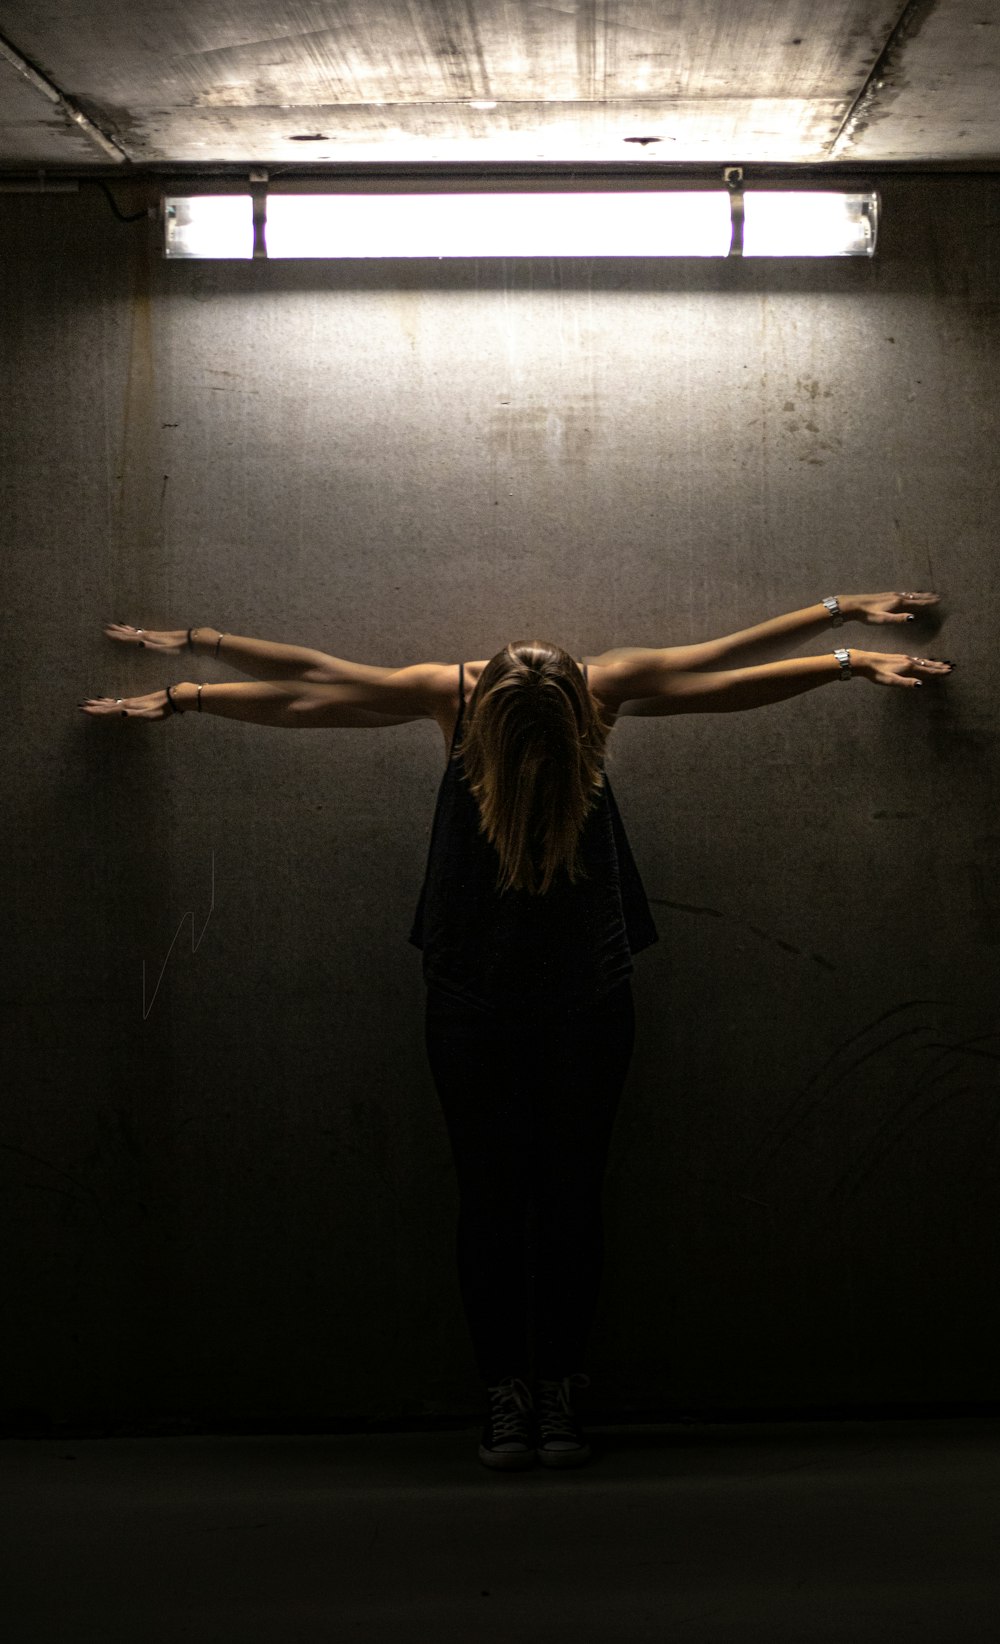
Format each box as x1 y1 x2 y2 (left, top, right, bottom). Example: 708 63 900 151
410 661 658 1013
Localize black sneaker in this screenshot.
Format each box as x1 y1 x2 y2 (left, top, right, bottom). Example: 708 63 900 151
478 1376 536 1470
534 1373 592 1467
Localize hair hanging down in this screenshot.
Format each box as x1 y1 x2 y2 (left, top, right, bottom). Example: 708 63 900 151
458 640 613 897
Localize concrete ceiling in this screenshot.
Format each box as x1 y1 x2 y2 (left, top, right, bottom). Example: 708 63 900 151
0 0 998 173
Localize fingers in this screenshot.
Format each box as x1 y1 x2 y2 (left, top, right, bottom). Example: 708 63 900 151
105 622 149 650
889 592 940 621
872 653 955 687
81 696 136 713
78 692 169 718
907 655 954 673
105 623 186 654
79 697 128 715
859 591 940 624
860 652 954 687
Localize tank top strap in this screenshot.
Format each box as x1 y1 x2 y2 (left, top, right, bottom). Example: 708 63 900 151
448 662 465 759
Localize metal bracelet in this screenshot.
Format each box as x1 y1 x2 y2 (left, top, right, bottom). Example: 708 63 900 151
834 647 853 680
822 596 844 627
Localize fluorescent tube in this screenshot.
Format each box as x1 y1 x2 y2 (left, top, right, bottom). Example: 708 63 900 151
163 190 878 259
264 190 732 256
742 191 877 256
164 195 254 259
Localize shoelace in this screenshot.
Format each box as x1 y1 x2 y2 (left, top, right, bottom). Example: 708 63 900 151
535 1373 590 1437
487 1376 534 1440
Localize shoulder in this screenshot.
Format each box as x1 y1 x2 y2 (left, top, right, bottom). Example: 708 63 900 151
425 659 620 738
423 659 623 701
583 663 621 710
424 660 488 705
424 659 618 701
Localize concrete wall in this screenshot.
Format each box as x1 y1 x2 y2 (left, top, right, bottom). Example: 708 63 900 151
1 178 996 1434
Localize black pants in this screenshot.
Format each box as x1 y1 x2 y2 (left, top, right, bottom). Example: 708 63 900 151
425 980 635 1385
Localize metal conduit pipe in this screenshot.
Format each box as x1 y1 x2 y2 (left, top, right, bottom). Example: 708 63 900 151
0 29 127 162
0 178 79 192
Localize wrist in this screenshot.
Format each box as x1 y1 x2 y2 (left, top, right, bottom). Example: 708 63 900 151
175 681 201 710
821 594 854 625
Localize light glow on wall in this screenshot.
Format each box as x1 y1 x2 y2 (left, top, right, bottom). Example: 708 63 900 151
163 189 879 260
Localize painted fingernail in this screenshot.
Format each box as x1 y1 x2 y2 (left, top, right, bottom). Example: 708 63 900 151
905 614 914 620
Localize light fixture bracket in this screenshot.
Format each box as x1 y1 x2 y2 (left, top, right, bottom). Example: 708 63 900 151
250 169 268 259
724 167 744 259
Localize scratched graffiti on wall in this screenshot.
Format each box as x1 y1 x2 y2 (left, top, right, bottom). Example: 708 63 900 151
142 851 215 1020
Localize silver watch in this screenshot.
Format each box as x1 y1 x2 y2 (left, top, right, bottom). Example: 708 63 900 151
822 596 844 627
834 647 853 680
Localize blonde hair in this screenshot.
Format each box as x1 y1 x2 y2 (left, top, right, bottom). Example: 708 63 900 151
458 640 612 896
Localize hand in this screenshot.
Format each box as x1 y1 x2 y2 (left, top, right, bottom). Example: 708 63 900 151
103 622 189 653
856 650 956 688
79 689 177 719
842 591 940 624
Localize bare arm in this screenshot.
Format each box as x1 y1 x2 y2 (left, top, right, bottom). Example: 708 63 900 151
99 626 424 724
184 625 401 687
613 647 954 716
586 603 835 674
167 664 442 727
585 592 941 675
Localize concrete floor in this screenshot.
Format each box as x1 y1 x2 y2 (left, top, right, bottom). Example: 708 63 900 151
3 1418 998 1642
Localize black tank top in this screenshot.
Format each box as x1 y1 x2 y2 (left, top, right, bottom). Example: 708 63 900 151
409 662 658 1012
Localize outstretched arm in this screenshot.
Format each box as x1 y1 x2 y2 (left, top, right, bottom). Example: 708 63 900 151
95 623 427 725
105 622 412 687
81 664 443 725
586 592 940 674
613 647 954 716
167 680 428 727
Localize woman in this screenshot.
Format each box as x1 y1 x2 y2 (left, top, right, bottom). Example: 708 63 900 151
81 591 954 1471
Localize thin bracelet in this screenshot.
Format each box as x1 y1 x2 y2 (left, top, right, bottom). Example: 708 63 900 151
187 626 225 658
166 680 204 713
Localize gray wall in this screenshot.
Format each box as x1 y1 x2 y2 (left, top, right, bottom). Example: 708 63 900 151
1 178 996 1434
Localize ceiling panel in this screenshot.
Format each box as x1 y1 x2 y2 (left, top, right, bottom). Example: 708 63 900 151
0 53 98 164
838 0 1000 161
0 0 998 170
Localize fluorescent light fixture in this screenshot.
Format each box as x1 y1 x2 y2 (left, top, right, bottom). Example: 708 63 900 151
164 194 254 259
743 192 876 257
163 189 878 259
